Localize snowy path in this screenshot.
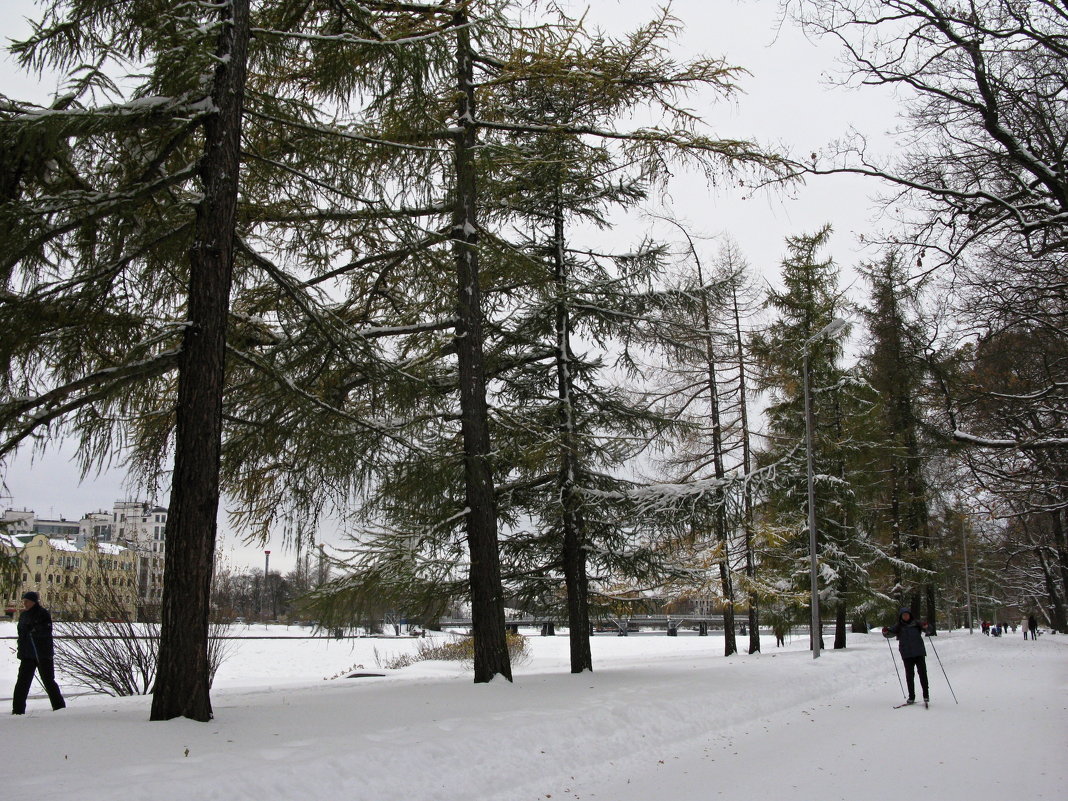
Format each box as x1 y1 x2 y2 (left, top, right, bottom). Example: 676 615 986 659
552 634 1066 801
4 629 1065 800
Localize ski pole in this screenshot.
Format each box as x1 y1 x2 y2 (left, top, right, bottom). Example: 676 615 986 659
22 631 49 698
927 635 958 705
886 636 906 699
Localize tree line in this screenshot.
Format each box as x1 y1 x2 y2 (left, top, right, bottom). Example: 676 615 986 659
0 0 1063 722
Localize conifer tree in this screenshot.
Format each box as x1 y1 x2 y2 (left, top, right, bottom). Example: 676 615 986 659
749 226 868 650
0 0 257 720
857 251 938 628
477 9 771 672
299 2 784 677
1 0 458 712
641 228 758 656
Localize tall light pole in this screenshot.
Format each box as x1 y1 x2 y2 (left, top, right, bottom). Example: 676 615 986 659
803 317 848 660
960 513 974 634
263 549 271 622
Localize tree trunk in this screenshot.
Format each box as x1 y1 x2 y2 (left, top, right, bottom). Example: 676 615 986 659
718 556 737 656
834 599 847 649
831 392 849 650
891 475 903 605
452 15 511 684
695 252 735 657
1037 547 1068 633
1049 510 1068 629
150 0 249 722
924 583 938 635
562 514 591 670
552 197 592 673
731 285 760 654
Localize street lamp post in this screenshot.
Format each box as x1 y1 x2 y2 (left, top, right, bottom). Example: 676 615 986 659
264 549 271 621
803 317 848 660
961 521 974 634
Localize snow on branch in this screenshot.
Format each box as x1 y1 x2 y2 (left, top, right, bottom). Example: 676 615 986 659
952 430 1068 451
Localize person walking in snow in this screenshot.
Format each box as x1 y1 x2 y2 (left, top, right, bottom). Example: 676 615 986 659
883 608 931 705
1027 614 1038 640
11 591 66 715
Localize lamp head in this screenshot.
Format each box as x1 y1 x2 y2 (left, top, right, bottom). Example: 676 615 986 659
821 317 848 338
805 317 849 347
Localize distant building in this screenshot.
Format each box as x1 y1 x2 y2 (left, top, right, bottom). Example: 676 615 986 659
2 500 167 619
1 533 137 620
1 531 24 616
79 510 115 544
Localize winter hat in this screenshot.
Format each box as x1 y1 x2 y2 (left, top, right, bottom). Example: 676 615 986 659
22 591 39 603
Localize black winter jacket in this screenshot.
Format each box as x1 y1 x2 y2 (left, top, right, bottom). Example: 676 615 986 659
883 610 928 659
17 602 55 661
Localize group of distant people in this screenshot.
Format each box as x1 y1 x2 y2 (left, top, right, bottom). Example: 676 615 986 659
979 615 1039 639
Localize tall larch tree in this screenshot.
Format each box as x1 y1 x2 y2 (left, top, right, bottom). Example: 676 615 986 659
750 226 867 650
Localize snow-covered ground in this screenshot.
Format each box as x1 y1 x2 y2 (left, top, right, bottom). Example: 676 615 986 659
3 622 1065 801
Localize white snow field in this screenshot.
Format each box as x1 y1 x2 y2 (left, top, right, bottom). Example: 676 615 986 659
3 624 1065 801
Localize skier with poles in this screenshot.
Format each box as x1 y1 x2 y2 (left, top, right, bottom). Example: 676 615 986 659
11 591 65 715
883 608 931 707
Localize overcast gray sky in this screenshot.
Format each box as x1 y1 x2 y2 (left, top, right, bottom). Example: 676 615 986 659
0 0 899 569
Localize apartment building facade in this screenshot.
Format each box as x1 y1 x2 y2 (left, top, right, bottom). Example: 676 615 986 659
1 500 167 619
1 533 137 620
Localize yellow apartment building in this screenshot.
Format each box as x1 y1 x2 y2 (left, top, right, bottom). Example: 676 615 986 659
2 533 137 620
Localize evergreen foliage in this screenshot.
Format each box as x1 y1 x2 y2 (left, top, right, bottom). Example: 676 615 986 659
749 226 873 649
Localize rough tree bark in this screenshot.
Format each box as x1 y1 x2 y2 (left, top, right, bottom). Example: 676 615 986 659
697 258 736 657
151 0 250 722
552 196 593 674
451 12 511 684
731 285 760 654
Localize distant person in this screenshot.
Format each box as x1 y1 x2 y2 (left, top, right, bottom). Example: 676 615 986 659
883 608 931 705
981 620 990 635
772 619 788 647
1027 614 1038 641
12 591 65 715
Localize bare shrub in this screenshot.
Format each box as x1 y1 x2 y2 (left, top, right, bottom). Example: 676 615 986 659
54 568 234 696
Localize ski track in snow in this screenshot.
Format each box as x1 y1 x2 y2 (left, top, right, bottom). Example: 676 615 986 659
2 626 1065 801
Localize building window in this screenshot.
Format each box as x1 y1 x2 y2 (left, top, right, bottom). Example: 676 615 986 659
36 556 43 565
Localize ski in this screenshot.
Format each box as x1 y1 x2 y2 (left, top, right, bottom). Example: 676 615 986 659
893 701 915 708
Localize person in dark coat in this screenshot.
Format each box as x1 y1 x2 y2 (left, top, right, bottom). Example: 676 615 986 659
1027 614 1038 640
883 608 931 704
12 591 65 715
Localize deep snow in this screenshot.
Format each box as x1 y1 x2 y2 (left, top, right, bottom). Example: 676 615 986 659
3 623 1065 801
